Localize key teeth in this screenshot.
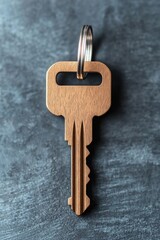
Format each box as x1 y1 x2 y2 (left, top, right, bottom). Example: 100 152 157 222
86 165 90 184
86 196 90 209
86 165 90 175
86 176 90 184
85 146 90 184
86 147 90 158
86 147 90 182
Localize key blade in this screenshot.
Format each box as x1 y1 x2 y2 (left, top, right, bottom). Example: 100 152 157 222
67 121 90 215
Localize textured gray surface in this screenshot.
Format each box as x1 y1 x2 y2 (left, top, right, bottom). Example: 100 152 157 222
0 0 160 239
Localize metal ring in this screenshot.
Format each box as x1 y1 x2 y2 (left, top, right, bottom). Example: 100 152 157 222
77 25 93 79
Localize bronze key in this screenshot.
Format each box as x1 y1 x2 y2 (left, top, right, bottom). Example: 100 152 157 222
46 61 111 215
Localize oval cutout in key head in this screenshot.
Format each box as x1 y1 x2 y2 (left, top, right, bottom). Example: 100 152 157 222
46 61 111 118
56 72 102 86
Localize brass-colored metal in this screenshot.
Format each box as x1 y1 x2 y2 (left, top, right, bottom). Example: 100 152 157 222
46 61 111 215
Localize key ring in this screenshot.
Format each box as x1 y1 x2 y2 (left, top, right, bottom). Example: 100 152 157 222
77 25 93 79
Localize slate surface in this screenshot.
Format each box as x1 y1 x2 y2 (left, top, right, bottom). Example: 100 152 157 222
0 0 160 239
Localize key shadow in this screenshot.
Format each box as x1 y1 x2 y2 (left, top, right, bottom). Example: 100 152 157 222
83 35 124 216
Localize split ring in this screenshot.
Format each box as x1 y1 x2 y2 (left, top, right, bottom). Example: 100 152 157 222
77 25 93 79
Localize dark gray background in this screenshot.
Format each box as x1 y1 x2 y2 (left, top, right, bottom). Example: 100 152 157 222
0 0 160 239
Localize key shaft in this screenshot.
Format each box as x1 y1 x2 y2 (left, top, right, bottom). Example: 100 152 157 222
68 121 90 215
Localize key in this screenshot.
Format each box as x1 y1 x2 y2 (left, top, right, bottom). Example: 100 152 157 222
46 61 111 215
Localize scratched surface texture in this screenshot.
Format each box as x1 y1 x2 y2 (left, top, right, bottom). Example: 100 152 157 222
0 0 160 239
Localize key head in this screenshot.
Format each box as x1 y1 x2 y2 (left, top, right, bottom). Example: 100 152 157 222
46 61 111 118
